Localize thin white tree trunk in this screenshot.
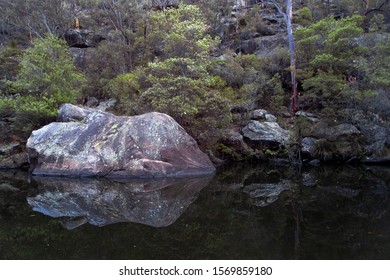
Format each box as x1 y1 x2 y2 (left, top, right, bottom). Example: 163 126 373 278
286 0 299 113
268 0 299 113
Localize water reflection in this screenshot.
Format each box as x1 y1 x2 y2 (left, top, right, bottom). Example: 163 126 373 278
27 175 213 228
2 165 390 259
210 164 390 259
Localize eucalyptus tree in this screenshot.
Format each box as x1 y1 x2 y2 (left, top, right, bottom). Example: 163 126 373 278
265 0 299 113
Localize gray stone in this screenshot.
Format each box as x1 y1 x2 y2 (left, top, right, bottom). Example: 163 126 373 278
85 97 99 108
242 120 291 149
220 128 253 159
301 137 317 158
96 98 117 111
27 104 215 178
251 109 268 120
295 110 318 123
250 109 278 122
0 142 20 156
265 113 277 122
312 124 360 141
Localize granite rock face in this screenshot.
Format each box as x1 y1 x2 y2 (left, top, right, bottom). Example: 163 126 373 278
27 104 215 178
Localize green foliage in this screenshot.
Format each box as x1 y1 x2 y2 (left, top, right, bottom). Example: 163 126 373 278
211 47 290 112
131 57 232 137
268 74 286 111
0 46 23 94
302 70 345 98
294 7 314 27
1 35 85 137
112 5 232 138
295 15 379 110
14 35 85 111
143 4 220 60
108 73 140 115
295 15 365 69
0 97 16 118
369 14 385 33
84 41 135 99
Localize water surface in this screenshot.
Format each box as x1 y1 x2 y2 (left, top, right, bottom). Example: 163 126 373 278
1 164 390 259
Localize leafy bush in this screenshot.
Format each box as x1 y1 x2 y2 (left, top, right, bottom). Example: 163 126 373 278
1 35 85 138
111 5 232 138
13 35 85 109
0 45 23 95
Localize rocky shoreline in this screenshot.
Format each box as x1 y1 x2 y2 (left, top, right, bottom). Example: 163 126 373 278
1 102 389 175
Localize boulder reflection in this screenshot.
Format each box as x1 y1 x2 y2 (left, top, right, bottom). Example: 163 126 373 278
27 175 213 229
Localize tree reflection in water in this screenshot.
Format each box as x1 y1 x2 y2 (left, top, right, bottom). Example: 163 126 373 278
1 165 390 259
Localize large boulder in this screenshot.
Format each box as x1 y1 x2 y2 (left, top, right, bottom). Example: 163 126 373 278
242 120 291 149
27 104 215 178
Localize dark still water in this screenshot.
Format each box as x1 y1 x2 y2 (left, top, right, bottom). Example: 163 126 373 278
1 164 390 260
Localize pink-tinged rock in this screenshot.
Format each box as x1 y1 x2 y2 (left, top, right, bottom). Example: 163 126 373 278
27 104 215 178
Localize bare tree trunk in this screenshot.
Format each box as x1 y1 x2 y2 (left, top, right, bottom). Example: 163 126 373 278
286 0 299 114
268 0 299 113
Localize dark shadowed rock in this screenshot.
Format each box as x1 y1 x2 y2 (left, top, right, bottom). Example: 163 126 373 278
0 142 29 169
0 153 29 169
242 120 291 149
219 128 254 160
301 137 317 158
85 97 99 107
27 104 215 178
27 175 212 228
64 29 105 48
312 123 360 141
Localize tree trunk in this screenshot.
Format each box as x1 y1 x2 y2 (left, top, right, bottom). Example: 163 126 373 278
268 0 299 113
286 0 299 114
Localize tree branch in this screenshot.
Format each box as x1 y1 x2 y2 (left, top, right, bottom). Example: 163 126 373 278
41 14 53 35
364 0 389 15
27 22 44 40
264 1 287 21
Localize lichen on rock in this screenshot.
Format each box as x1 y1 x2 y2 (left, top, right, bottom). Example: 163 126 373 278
27 104 215 178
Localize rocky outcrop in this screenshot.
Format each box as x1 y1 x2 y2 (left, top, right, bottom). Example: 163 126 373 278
27 104 215 178
27 175 212 228
242 120 291 149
